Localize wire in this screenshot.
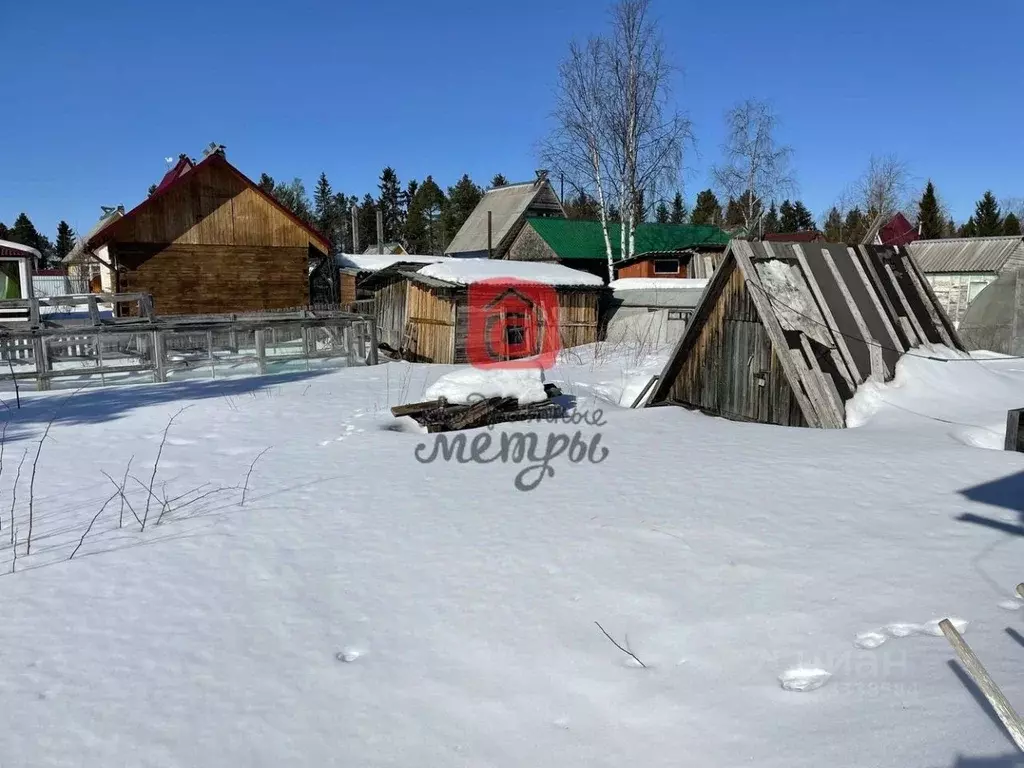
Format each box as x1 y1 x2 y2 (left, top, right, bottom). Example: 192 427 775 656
742 277 1024 363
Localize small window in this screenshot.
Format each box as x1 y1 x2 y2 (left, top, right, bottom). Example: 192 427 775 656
667 310 687 321
506 326 525 345
653 259 678 274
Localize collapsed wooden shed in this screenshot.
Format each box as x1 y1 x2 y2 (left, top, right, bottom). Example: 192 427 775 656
646 240 965 428
366 260 605 364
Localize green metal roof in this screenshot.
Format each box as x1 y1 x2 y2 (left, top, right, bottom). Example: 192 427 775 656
525 217 731 261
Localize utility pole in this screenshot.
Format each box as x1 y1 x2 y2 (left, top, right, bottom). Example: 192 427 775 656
351 204 359 253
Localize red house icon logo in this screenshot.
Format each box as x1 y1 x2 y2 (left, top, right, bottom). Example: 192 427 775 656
467 277 560 369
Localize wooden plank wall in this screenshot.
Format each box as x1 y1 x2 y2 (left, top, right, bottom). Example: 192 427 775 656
665 262 805 426
115 243 309 316
406 283 456 363
616 258 686 279
372 276 409 350
108 162 322 250
557 290 601 349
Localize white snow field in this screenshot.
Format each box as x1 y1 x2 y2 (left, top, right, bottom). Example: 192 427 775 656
0 342 1023 767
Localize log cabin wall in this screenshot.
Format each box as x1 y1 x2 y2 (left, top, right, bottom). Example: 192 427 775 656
114 243 309 316
339 272 357 307
406 282 456 363
105 157 323 315
664 262 806 426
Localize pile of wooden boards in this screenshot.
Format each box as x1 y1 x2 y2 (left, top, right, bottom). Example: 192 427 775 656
391 384 564 433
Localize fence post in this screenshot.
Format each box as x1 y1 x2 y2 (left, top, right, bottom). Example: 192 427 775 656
1006 408 1024 452
152 330 167 383
32 335 50 391
255 329 267 375
369 319 379 365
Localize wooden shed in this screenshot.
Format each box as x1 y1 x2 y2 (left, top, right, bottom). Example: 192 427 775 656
367 260 605 364
75 147 330 316
646 240 964 428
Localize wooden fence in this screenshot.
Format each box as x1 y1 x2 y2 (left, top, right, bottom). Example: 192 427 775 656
1007 408 1024 453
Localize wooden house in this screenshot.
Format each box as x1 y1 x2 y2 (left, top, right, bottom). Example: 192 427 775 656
907 235 1024 328
0 239 38 322
366 260 605 364
336 253 453 310
445 172 565 259
72 147 330 316
645 240 964 428
506 218 731 283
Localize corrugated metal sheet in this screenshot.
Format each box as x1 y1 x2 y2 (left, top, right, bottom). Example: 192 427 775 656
526 219 730 262
908 236 1024 273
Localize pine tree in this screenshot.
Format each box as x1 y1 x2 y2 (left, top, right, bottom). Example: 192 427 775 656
403 179 419 214
1003 212 1022 236
779 200 797 232
958 217 978 238
916 181 943 240
443 175 483 247
973 191 1002 236
564 191 600 220
655 202 670 224
945 218 957 238
272 179 313 225
844 208 867 242
334 193 356 252
257 173 276 195
54 221 76 261
823 207 844 241
378 167 403 243
691 189 722 226
8 213 49 266
490 174 508 188
0 222 8 240
762 203 781 235
792 201 815 231
669 192 687 225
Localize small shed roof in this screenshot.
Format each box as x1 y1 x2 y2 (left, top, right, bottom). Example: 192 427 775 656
610 278 709 308
417 259 604 288
908 236 1024 273
361 242 406 255
0 239 40 259
445 179 564 257
526 218 730 262
336 252 450 273
880 213 919 246
761 231 823 243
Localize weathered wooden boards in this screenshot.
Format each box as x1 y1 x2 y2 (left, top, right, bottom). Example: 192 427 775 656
1006 408 1024 452
391 385 564 433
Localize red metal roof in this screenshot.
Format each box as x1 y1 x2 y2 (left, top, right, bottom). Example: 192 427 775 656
0 241 39 258
87 151 330 252
33 268 68 276
762 231 823 243
880 213 919 246
152 155 194 195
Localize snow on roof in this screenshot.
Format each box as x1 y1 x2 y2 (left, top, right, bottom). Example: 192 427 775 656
336 253 450 272
417 259 604 287
0 239 41 259
424 367 548 405
609 278 709 292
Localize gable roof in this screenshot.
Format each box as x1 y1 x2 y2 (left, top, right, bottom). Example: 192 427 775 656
361 242 406 255
647 240 964 427
445 179 565 257
153 155 195 195
85 151 330 252
907 235 1024 273
525 218 731 262
63 206 126 264
880 213 919 246
337 252 450 273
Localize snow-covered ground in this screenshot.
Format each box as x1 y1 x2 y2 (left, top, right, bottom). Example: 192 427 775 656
0 340 1023 767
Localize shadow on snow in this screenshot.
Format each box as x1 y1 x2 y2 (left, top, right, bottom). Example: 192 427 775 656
957 470 1024 537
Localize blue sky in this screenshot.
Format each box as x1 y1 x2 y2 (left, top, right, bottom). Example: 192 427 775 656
2 0 1022 239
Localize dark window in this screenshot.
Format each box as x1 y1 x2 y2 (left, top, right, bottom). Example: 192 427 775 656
653 259 678 274
667 310 688 321
506 326 525 345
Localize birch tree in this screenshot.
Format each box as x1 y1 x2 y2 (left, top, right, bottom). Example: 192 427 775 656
853 154 912 239
711 99 793 237
543 0 690 271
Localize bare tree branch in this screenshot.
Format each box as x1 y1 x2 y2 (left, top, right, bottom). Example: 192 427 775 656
69 490 120 560
143 406 192 531
241 447 272 507
594 621 647 668
27 389 81 556
10 448 25 549
102 468 142 528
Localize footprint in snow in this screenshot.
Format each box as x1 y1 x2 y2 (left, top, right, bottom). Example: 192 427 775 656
336 649 362 663
779 668 831 692
998 597 1023 612
855 618 968 649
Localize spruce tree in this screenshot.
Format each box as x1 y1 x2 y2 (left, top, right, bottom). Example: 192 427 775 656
779 200 797 232
844 208 867 242
916 181 943 240
724 197 744 228
257 173 276 195
669 192 687 224
655 202 670 224
148 183 158 196
378 167 403 243
314 172 335 237
945 218 957 238
973 191 1002 236
405 176 446 254
564 191 600 220
443 175 483 246
762 203 781 235
54 221 76 261
1003 212 1022 236
0 222 8 240
823 207 843 241
490 174 508 188
9 213 40 249
958 217 978 238
792 201 815 231
271 179 313 225
690 189 722 226
357 194 379 250
333 193 356 252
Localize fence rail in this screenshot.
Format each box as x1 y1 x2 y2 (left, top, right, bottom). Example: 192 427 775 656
0 310 379 391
